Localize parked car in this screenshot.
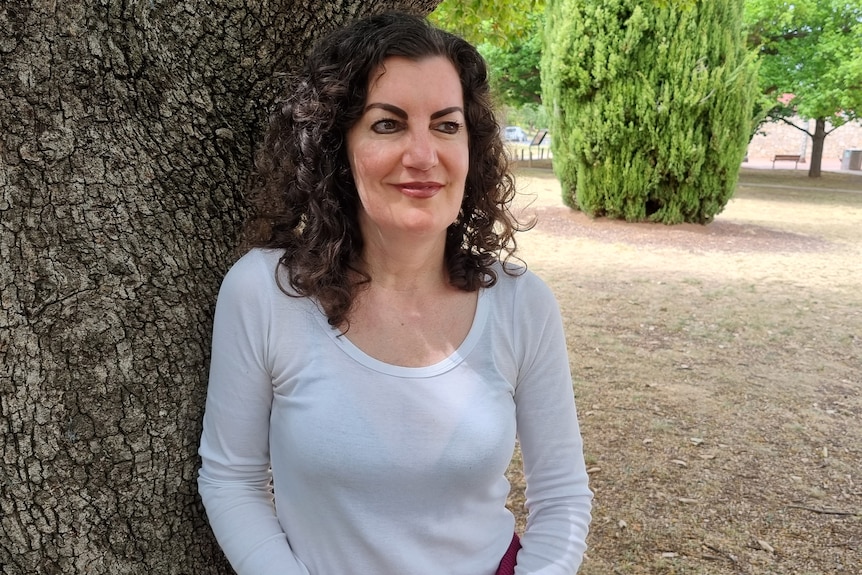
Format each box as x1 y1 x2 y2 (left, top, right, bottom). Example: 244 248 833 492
503 126 528 143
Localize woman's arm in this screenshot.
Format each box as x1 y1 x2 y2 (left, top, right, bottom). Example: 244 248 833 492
198 251 309 575
512 274 593 573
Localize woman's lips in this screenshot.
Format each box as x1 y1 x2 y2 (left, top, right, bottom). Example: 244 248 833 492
396 182 443 198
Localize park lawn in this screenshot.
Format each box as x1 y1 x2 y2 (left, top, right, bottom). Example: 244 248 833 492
505 167 861 575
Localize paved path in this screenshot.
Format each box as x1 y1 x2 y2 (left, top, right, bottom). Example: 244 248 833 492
740 182 862 194
741 158 862 193
743 157 862 177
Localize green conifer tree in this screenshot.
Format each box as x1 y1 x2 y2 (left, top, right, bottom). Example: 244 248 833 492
542 0 759 224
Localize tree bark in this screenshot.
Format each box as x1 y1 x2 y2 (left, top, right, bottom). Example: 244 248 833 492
0 1 438 572
807 117 826 178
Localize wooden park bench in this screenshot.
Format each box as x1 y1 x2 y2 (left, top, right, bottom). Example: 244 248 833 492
772 154 801 169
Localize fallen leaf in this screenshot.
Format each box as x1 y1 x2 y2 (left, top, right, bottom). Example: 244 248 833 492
671 459 688 467
586 466 602 474
758 540 775 553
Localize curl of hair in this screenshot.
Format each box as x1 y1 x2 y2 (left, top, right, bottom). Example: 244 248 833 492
244 12 528 328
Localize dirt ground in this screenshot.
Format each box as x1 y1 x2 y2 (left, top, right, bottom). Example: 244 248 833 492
504 166 862 574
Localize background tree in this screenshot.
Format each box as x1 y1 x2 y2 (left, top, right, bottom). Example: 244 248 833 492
432 2 547 130
542 0 759 224
745 0 862 178
0 1 438 573
475 12 546 130
430 0 545 46
478 13 544 110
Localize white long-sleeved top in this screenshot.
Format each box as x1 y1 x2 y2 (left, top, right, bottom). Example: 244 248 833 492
198 248 592 575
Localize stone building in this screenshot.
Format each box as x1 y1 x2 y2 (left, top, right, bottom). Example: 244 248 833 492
746 116 862 168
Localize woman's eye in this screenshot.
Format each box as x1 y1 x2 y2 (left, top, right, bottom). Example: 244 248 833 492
371 119 401 134
436 121 463 135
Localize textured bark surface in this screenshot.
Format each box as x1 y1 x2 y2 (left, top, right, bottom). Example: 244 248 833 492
0 1 438 573
808 118 826 178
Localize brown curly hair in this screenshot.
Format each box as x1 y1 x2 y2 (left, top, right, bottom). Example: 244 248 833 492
244 11 527 327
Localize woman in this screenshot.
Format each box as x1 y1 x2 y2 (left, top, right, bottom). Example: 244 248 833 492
198 11 592 575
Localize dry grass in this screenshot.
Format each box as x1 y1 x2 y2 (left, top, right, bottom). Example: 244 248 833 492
504 167 862 575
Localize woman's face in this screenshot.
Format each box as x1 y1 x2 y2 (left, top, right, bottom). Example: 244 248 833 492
346 56 469 244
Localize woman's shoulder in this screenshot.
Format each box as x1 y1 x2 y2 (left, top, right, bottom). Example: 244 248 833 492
222 248 281 281
216 248 316 323
492 260 551 291
488 260 557 307
218 248 290 298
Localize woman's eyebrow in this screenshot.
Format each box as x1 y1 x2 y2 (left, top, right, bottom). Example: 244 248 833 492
365 103 407 117
364 103 464 120
431 106 464 119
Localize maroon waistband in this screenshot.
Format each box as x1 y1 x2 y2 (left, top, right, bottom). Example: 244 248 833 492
495 532 521 575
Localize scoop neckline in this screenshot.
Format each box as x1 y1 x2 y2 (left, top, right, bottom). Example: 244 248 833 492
319 289 489 378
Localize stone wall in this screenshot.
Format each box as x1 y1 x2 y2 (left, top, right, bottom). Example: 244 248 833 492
746 117 862 163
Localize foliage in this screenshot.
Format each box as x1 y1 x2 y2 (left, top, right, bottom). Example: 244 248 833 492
505 103 551 132
477 13 544 108
744 0 862 176
430 0 545 46
432 1 546 133
746 0 862 124
542 0 759 224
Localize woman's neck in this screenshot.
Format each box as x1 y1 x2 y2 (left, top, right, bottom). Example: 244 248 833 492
358 232 449 292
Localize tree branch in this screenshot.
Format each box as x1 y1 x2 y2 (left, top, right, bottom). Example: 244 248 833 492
774 116 812 137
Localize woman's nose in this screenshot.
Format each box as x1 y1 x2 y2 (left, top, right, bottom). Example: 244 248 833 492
402 130 438 171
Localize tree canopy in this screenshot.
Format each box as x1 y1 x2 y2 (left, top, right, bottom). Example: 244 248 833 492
430 0 545 121
477 13 544 108
429 0 545 46
745 0 862 176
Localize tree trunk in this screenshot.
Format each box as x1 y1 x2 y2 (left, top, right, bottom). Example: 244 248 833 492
808 117 826 178
0 1 438 572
